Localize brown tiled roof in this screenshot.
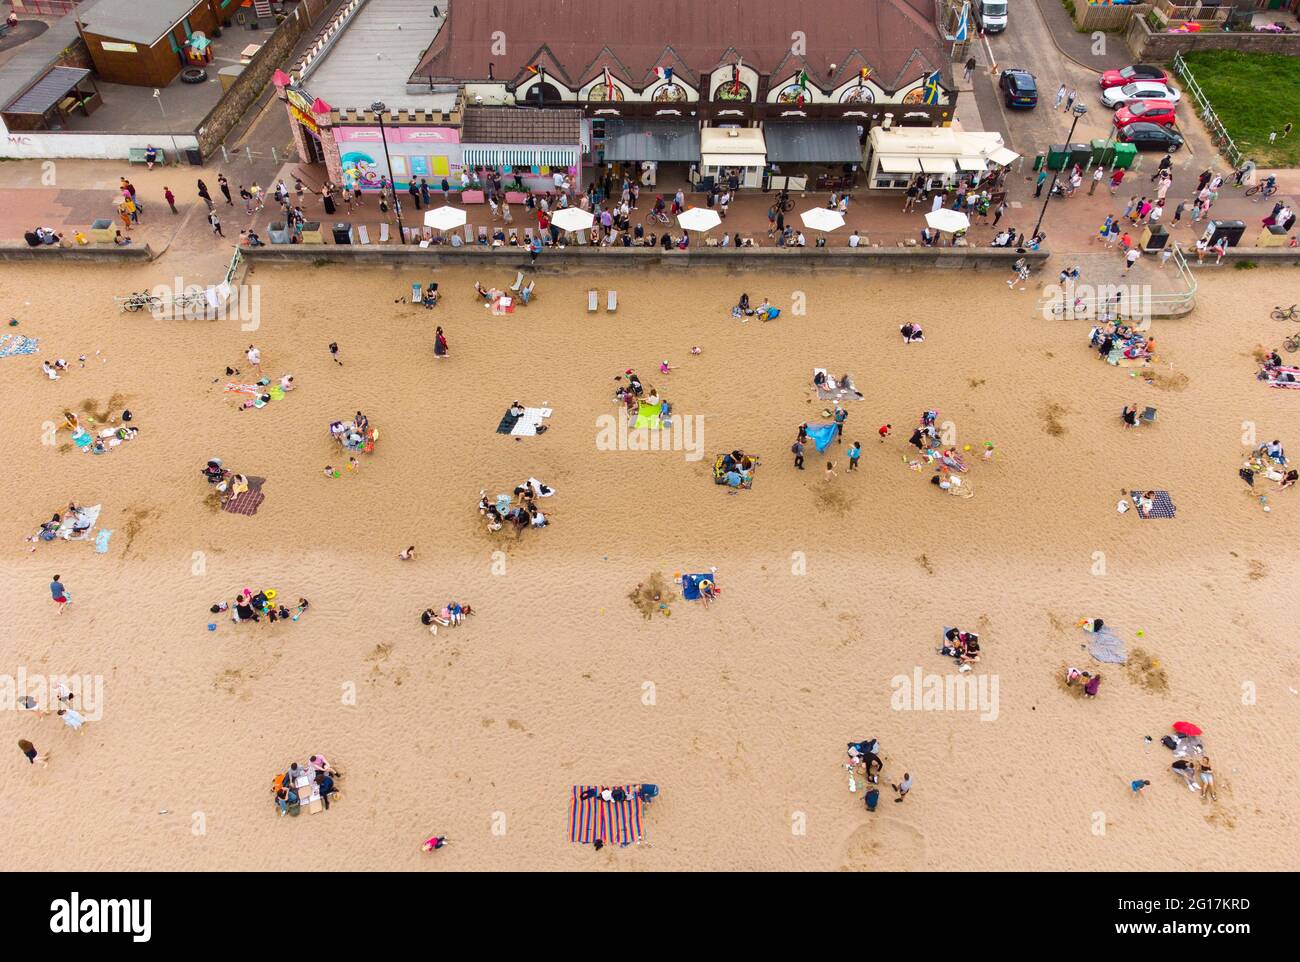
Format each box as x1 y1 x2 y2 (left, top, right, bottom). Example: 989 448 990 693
461 106 583 144
414 0 945 92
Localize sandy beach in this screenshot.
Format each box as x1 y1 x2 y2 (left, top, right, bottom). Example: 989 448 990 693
1 257 1297 871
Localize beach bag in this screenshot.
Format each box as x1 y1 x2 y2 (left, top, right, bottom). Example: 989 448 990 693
1161 735 1178 751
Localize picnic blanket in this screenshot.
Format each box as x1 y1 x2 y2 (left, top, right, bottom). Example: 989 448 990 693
569 786 643 846
1087 626 1128 664
634 401 661 430
498 407 551 436
813 369 864 402
681 572 716 601
0 334 39 358
806 423 838 453
1131 489 1175 519
222 476 266 516
1263 369 1300 389
57 504 101 541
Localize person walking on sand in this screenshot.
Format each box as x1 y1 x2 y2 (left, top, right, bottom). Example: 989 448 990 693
791 437 805 470
329 342 342 366
164 186 178 214
50 574 69 613
218 174 233 206
833 403 848 442
848 441 862 471
246 344 261 371
422 835 449 852
892 772 912 802
18 739 48 767
878 423 892 443
434 326 449 358
1197 757 1216 801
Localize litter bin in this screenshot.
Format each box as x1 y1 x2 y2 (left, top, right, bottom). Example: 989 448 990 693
1207 219 1245 248
268 222 290 244
1257 224 1290 247
300 221 324 244
323 194 336 215
1112 143 1138 170
331 223 352 244
89 218 115 244
1140 225 1169 252
1046 144 1070 171
1066 142 1091 168
186 147 203 166
1091 139 1116 167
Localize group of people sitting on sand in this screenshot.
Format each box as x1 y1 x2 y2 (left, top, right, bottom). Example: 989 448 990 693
1090 320 1153 363
420 601 475 635
939 627 982 668
329 412 377 453
845 738 910 810
1162 732 1216 802
274 755 340 815
215 589 309 625
1257 348 1300 388
1239 439 1297 490
34 502 95 542
1065 666 1103 698
715 449 758 490
904 411 971 496
64 409 138 455
478 478 556 536
201 458 253 502
613 368 671 423
731 293 779 321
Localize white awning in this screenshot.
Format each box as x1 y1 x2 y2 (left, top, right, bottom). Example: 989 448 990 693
956 156 987 171
877 155 921 173
461 146 579 168
920 157 957 174
702 153 765 168
987 147 1020 166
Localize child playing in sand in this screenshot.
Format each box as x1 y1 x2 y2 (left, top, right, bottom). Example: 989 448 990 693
398 546 415 561
422 835 448 852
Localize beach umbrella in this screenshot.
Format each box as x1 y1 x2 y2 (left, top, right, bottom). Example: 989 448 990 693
677 207 722 233
925 209 970 234
800 208 845 233
424 206 466 231
1172 721 1202 736
551 207 594 233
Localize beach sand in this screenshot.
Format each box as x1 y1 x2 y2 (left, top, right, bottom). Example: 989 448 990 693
0 258 1296 871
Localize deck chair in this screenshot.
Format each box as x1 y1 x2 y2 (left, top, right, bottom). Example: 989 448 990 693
575 228 588 245
411 282 421 302
463 224 473 244
477 226 488 246
1141 407 1157 425
524 227 535 246
383 223 394 243
508 228 519 246
588 289 598 312
607 290 618 313
520 280 535 305
357 225 371 245
510 271 525 292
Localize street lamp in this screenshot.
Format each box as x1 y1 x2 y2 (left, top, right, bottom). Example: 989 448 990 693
1031 102 1087 242
371 100 405 244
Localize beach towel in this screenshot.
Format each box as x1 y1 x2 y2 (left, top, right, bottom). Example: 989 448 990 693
634 401 661 430
58 504 101 541
223 381 261 396
1130 489 1175 519
681 573 715 601
95 530 112 553
223 476 266 516
510 407 552 436
813 369 864 402
806 423 837 453
0 334 39 358
1087 626 1127 664
569 786 643 846
495 410 522 434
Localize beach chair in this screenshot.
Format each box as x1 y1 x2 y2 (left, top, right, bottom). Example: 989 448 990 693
576 228 588 245
607 290 618 313
463 223 473 244
477 226 488 246
508 228 519 246
520 280 535 305
380 223 391 243
510 271 525 292
1141 407 1157 425
358 225 371 245
411 282 421 302
524 227 535 246
588 289 598 312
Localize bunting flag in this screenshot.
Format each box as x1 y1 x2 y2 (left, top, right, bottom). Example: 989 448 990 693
797 68 809 90
923 69 943 105
526 64 539 75
954 2 970 42
859 67 871 85
655 65 673 83
603 66 613 100
732 57 742 94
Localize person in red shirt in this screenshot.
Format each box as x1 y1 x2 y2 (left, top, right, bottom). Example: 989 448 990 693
878 424 892 442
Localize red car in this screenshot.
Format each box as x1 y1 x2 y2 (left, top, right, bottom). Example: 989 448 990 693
1099 64 1169 89
1113 99 1177 129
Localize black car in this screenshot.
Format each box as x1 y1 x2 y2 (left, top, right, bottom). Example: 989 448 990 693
999 69 1038 109
1118 122 1184 152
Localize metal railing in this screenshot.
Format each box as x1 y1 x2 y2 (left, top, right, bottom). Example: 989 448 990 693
8 0 81 15
1171 51 1241 168
1037 243 1198 320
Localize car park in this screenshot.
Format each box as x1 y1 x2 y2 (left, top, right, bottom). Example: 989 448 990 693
1116 122 1185 152
999 68 1038 109
1099 64 1170 89
1113 99 1177 129
1101 81 1181 109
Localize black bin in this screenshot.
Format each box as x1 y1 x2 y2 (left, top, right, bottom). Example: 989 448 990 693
186 147 203 165
1208 219 1245 248
1066 142 1091 169
323 194 336 215
1141 225 1169 252
332 223 352 244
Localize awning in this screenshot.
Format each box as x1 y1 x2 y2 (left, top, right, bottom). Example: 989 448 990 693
702 153 766 168
764 121 862 163
987 147 1020 166
462 145 579 168
877 155 922 173
603 119 700 162
920 157 957 174
4 66 91 116
956 156 987 171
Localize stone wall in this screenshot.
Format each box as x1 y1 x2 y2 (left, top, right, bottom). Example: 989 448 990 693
194 0 333 158
0 244 155 262
1125 16 1300 59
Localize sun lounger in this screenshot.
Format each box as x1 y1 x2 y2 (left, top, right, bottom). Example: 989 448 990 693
380 223 390 243
588 289 598 312
510 271 524 292
1141 407 1157 424
412 282 421 302
357 225 370 245
607 290 618 313
463 224 473 244
520 280 535 305
524 227 535 246
508 228 519 246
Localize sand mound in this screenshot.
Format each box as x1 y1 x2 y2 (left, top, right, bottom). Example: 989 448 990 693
629 572 676 620
1124 646 1169 693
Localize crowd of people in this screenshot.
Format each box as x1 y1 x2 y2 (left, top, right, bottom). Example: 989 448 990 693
1090 320 1153 364
420 601 475 634
477 478 556 536
215 588 309 625
845 738 912 810
274 755 339 815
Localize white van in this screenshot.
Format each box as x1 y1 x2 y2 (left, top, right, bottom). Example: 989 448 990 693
976 0 1008 33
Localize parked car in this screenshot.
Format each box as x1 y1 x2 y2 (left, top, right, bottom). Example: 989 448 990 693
999 69 1038 109
1117 123 1185 152
1099 64 1170 90
1114 99 1178 129
1101 81 1181 109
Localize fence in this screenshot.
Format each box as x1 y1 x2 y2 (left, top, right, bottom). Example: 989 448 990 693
8 0 81 15
1071 2 1150 33
1170 50 1241 168
1036 242 1198 319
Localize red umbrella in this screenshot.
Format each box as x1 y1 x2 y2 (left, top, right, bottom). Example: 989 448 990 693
1172 721 1202 736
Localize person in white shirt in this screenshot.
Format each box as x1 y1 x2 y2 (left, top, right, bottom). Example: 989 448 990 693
796 231 807 247
246 345 261 369
838 195 849 214
848 231 861 248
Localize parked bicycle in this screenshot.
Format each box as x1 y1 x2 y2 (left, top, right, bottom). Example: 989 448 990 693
1283 333 1300 353
121 291 162 313
1271 304 1298 321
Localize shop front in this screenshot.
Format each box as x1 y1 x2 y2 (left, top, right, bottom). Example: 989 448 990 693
285 85 325 164
865 124 1017 191
762 121 864 192
699 126 767 190
334 126 462 192
458 144 581 194
599 118 701 189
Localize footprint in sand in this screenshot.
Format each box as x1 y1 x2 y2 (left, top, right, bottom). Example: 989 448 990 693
838 817 929 871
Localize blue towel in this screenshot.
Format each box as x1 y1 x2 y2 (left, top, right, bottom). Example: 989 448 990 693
0 334 39 358
806 423 837 453
95 530 112 553
681 573 712 601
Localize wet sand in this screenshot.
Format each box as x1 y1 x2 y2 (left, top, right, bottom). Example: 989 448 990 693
0 259 1296 870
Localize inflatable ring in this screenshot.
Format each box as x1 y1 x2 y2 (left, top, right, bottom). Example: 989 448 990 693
265 589 278 600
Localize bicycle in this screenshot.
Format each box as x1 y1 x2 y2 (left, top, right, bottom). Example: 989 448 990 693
1284 333 1300 353
1271 304 1298 321
645 209 669 225
122 291 161 313
768 194 794 217
1246 182 1278 199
